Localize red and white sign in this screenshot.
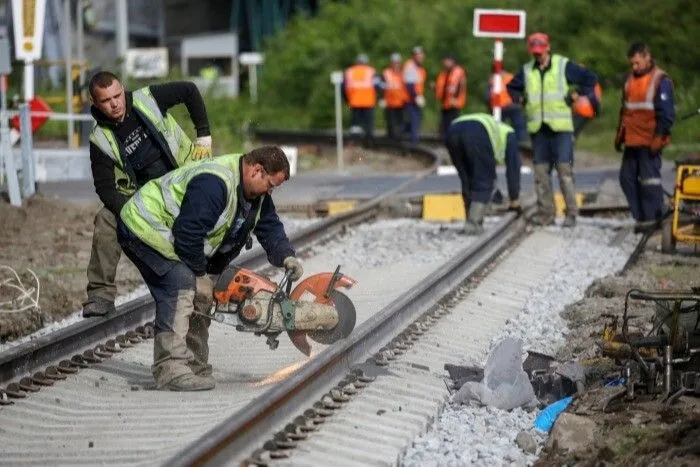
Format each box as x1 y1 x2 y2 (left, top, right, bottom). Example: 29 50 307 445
473 9 526 39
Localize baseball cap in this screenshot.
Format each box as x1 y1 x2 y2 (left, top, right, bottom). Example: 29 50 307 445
527 32 549 53
357 53 369 64
412 46 424 55
390 53 401 62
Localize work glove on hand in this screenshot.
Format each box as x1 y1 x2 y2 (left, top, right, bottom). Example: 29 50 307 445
614 126 625 153
192 135 213 161
650 134 669 153
378 99 387 109
194 274 214 313
415 95 426 108
283 257 304 281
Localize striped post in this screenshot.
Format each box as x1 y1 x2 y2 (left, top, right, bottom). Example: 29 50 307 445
491 39 504 122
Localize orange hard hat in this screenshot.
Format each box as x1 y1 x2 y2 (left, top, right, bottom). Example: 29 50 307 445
573 95 596 118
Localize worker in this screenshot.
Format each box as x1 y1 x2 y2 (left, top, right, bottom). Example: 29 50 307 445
403 46 427 143
615 42 675 229
435 55 467 137
379 53 406 141
485 70 527 143
445 113 521 235
343 54 380 144
507 32 599 227
117 147 303 391
82 71 213 318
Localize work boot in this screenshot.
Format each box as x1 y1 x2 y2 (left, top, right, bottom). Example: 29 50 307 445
562 215 577 228
533 164 555 226
187 362 213 377
557 162 578 227
82 297 116 318
164 373 215 391
462 202 486 235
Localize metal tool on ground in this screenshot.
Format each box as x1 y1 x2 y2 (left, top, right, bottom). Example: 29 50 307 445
662 154 700 254
608 289 700 408
206 265 357 356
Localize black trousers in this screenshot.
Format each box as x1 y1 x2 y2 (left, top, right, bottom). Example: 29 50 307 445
385 107 404 140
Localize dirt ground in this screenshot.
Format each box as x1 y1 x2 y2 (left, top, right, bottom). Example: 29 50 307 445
0 196 143 343
537 242 700 466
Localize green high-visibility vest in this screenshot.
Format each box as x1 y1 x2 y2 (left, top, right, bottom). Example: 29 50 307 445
451 113 514 164
120 153 264 261
89 86 196 196
524 54 573 133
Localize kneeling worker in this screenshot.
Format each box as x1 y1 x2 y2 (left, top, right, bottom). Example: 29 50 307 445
445 113 521 235
117 146 303 391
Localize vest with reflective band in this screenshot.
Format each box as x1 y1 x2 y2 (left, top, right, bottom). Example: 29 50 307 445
120 153 263 261
451 113 514 164
524 54 573 133
89 87 195 196
622 67 666 146
435 66 467 110
402 60 426 99
345 64 377 108
382 68 406 108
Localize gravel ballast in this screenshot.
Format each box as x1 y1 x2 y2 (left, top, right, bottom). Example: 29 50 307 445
403 218 640 466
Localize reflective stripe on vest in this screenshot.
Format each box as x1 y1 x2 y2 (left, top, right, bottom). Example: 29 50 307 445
450 113 514 164
120 154 263 261
524 54 573 133
88 86 195 196
621 67 667 147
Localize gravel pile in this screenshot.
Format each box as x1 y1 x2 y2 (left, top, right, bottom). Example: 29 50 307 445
0 216 318 354
404 219 639 466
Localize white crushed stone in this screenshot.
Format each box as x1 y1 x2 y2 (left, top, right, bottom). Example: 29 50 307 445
0 217 318 353
403 218 640 466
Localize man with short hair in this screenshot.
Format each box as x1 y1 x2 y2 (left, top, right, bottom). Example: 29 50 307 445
616 42 675 228
83 71 213 318
507 32 599 227
118 146 303 391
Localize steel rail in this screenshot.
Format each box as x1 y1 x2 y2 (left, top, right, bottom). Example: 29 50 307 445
167 209 526 467
0 136 441 386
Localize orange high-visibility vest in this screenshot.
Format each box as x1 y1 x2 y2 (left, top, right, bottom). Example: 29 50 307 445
495 72 514 107
344 64 377 108
621 67 667 146
382 68 406 108
435 65 467 110
402 59 426 101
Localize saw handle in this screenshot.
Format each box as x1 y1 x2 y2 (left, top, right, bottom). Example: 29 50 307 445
279 269 293 296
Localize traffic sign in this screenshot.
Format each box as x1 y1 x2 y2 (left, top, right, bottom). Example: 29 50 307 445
10 96 51 134
473 9 526 39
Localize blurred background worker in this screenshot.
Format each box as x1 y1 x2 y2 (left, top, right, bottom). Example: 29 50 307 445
435 55 467 137
343 54 381 144
616 42 675 228
82 71 213 318
445 113 521 235
380 53 406 141
508 32 599 227
403 46 427 143
486 70 527 143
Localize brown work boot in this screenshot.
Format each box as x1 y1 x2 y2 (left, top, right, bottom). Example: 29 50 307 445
164 373 215 391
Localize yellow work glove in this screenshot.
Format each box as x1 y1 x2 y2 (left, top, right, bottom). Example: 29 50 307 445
191 136 213 161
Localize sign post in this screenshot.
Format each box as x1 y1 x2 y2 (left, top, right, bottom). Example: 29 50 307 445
239 52 264 104
12 0 47 101
330 71 344 173
0 36 21 206
473 9 526 122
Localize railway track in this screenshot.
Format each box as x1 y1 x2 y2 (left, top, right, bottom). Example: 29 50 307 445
0 130 636 466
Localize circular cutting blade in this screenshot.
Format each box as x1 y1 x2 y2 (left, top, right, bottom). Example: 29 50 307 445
308 290 356 345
